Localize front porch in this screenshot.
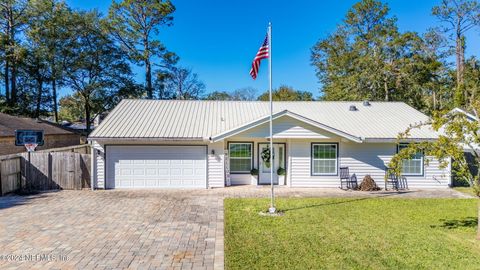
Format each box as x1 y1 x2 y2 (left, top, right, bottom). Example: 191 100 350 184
215 113 451 189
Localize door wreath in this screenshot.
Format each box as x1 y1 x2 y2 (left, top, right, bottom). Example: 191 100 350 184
261 147 272 168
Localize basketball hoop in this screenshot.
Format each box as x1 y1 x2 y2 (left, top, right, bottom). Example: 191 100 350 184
25 143 38 152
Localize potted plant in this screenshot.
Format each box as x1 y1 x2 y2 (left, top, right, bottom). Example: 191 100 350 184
277 167 285 185
250 168 259 185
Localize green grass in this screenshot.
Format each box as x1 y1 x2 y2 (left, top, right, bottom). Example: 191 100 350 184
225 198 480 270
454 187 478 197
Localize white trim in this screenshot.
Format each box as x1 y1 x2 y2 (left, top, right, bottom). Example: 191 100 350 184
287 139 292 187
398 143 424 176
450 107 477 121
228 142 253 173
311 143 338 176
363 138 438 143
88 137 207 142
90 142 95 190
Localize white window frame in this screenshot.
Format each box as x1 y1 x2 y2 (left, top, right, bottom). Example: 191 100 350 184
311 143 338 176
229 142 253 173
398 143 424 176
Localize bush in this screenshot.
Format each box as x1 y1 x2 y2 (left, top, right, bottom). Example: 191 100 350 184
250 168 259 176
277 167 285 175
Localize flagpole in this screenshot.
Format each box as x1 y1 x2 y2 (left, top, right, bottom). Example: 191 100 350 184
268 22 275 214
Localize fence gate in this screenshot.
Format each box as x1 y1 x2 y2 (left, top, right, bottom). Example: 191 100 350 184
20 152 91 191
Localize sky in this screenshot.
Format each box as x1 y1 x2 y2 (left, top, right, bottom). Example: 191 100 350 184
67 0 480 98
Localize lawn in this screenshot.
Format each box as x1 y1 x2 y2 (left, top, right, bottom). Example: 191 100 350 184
225 198 480 270
454 187 479 197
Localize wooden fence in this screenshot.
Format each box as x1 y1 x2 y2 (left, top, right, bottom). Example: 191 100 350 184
0 145 91 195
0 156 21 195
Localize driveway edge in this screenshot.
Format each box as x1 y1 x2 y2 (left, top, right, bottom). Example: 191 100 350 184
213 198 225 270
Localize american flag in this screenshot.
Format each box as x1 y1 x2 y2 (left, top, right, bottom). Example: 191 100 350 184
249 33 269 80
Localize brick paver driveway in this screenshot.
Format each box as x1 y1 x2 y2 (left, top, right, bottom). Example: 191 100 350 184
0 186 471 270
0 190 224 270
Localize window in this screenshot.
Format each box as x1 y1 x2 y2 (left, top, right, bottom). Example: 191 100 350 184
398 144 423 176
312 143 338 175
229 143 253 173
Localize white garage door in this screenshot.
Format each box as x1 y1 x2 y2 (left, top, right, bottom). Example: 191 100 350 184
107 145 207 188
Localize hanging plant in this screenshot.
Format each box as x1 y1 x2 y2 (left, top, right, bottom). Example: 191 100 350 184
261 147 271 168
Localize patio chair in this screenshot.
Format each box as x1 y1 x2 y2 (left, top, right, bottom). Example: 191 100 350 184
384 168 409 190
340 167 358 190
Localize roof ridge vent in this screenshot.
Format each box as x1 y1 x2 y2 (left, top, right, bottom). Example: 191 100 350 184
363 100 371 106
349 105 358 111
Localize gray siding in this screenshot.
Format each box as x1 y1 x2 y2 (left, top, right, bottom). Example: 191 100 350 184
239 116 334 139
290 139 340 187
341 142 394 184
92 141 105 188
290 139 451 188
207 141 225 187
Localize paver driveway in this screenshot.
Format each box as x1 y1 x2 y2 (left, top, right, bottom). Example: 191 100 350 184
0 186 471 270
0 190 224 270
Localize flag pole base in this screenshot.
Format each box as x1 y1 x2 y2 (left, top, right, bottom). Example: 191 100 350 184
268 207 276 213
259 209 284 217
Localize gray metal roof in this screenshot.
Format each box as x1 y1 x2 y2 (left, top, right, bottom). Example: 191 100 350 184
88 99 438 141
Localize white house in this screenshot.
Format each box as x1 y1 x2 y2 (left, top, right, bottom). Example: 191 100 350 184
88 100 451 189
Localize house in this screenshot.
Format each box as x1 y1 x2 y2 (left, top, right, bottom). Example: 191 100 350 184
0 113 82 156
449 108 479 184
88 100 451 189
449 107 479 152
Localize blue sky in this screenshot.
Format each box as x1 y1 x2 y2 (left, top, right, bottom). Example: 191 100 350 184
67 0 480 98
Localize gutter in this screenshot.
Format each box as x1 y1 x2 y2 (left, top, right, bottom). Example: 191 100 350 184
87 137 206 142
363 138 439 143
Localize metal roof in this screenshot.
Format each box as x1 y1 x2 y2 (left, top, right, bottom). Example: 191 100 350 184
88 100 438 141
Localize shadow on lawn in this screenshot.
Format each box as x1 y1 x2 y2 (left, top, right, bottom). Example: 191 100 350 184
431 217 478 229
282 193 404 212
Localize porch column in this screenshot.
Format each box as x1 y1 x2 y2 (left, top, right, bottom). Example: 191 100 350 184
287 139 292 187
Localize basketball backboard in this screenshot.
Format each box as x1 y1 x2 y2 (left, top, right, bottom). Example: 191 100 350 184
15 130 44 146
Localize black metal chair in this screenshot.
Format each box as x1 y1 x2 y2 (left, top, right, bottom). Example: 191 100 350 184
385 167 408 190
340 167 358 190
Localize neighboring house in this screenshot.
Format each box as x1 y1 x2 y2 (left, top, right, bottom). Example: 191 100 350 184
450 108 479 184
0 113 82 156
88 100 451 189
450 107 479 152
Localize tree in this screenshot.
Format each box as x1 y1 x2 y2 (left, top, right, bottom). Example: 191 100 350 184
58 94 83 122
0 0 29 106
157 66 205 99
59 81 143 123
432 0 480 107
230 87 257 101
389 104 480 239
62 11 134 132
463 57 480 106
311 0 442 112
203 88 260 101
421 28 455 112
257 85 314 101
107 0 178 99
204 91 232 100
21 43 50 118
27 0 73 122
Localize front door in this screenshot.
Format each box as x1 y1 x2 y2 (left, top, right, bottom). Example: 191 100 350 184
258 143 285 185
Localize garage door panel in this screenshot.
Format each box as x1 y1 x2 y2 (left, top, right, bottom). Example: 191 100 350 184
108 145 207 188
